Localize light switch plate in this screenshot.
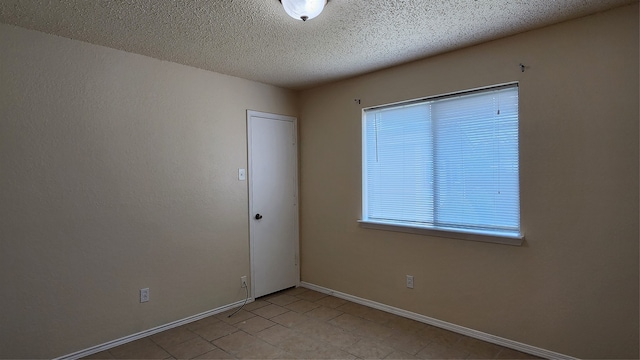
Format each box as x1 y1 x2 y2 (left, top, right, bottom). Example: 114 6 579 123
238 168 246 181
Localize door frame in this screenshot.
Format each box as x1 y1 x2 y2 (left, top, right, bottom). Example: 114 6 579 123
247 110 300 299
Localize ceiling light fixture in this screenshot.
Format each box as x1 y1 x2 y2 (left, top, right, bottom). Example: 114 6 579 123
280 0 327 21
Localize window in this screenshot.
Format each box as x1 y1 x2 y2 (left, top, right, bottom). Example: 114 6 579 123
360 83 522 244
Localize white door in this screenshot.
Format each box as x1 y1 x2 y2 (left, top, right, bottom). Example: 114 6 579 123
247 110 299 298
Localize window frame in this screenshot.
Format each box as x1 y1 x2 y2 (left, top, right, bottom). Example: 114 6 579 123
359 82 524 246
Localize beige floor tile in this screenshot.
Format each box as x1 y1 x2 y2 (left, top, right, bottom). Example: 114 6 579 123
276 333 329 357
187 315 221 331
150 326 198 348
243 299 270 311
294 289 328 302
384 316 427 333
81 350 113 359
162 336 217 359
418 325 462 347
233 340 284 359
383 329 432 355
258 292 281 300
358 321 395 340
284 299 320 313
344 338 395 359
251 304 289 319
193 348 235 359
416 342 469 359
216 309 255 324
329 313 369 332
357 307 398 325
330 313 394 340
109 338 171 359
456 337 506 359
385 350 420 359
336 302 375 318
91 288 526 360
313 346 358 359
297 320 361 349
314 295 348 309
271 310 308 328
281 287 309 296
255 324 296 345
235 315 277 334
496 347 542 359
266 294 299 306
213 331 264 353
272 350 299 359
191 321 238 341
305 305 343 321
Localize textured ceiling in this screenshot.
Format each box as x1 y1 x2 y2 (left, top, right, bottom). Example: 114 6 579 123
0 0 636 89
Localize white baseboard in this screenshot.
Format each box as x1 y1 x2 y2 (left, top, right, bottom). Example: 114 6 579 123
55 298 254 360
300 281 576 360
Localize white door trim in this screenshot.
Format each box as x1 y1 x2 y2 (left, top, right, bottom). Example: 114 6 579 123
247 110 300 299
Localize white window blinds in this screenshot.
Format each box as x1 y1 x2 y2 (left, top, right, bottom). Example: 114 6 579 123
362 84 521 238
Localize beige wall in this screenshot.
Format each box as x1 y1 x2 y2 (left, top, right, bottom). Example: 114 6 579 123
299 4 639 359
0 24 297 358
1 4 638 360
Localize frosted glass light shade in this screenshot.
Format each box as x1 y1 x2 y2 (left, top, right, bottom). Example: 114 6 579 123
281 0 326 21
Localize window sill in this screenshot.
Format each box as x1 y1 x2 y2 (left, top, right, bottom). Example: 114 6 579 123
357 220 524 246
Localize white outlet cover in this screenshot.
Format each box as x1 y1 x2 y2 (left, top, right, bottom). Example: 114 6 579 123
140 288 150 303
406 275 414 289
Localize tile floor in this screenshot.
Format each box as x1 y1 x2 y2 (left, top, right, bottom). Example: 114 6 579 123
84 287 540 359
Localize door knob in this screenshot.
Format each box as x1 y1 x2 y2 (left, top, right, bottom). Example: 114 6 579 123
255 214 263 220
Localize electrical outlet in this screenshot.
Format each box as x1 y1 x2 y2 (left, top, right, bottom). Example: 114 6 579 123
140 288 150 303
241 276 247 288
406 275 414 289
